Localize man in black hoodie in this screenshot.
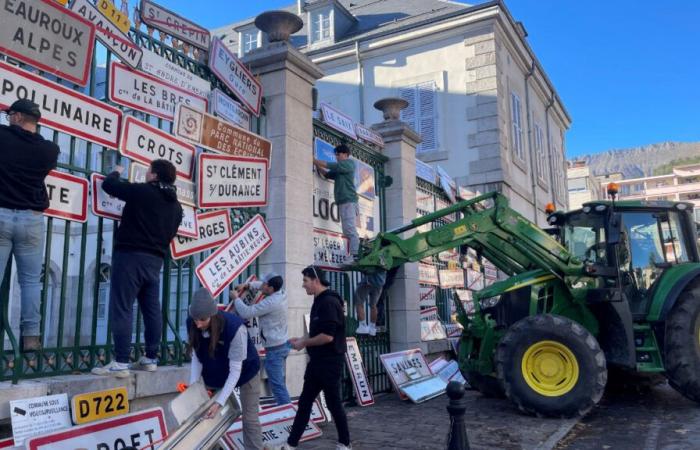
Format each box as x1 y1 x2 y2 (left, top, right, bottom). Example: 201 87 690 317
0 100 59 352
92 159 182 378
285 265 351 450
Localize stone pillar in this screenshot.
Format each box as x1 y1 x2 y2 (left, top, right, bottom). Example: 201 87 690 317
244 42 323 396
371 100 423 352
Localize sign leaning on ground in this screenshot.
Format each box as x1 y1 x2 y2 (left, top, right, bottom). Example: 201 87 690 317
97 0 131 34
10 393 71 446
44 171 89 223
129 162 197 207
71 386 129 425
320 103 357 139
170 209 233 260
209 37 262 116
196 214 272 297
0 61 122 148
140 0 211 51
140 48 211 97
70 0 143 70
197 153 269 208
210 88 251 129
90 173 125 220
0 0 96 86
345 337 375 406
175 104 271 162
379 349 432 401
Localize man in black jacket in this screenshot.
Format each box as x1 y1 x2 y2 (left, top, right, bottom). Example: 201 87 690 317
0 100 59 352
285 266 351 450
92 159 182 378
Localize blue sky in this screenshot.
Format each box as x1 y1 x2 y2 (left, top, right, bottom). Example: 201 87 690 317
156 0 699 157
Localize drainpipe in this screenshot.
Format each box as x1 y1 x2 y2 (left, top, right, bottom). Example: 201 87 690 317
545 94 556 206
524 60 538 224
356 40 365 124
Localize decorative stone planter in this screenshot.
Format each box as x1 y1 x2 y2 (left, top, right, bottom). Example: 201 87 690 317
255 10 303 42
374 97 409 121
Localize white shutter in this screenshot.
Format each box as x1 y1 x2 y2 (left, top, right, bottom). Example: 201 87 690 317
417 81 437 153
399 86 416 130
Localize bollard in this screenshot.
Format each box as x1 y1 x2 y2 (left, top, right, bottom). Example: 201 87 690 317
446 380 470 450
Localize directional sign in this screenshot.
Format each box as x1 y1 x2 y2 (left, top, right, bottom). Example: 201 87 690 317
355 123 383 147
345 337 375 406
197 153 268 208
44 171 89 223
211 89 250 129
140 48 211 97
71 386 129 425
97 0 131 34
109 61 208 121
177 205 198 238
320 103 357 139
90 173 125 220
140 0 211 50
129 161 196 207
0 0 96 86
170 209 232 260
25 407 166 450
0 61 122 148
209 37 262 116
71 0 142 70
196 215 272 297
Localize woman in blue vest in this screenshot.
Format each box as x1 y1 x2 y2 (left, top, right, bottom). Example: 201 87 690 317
187 288 262 450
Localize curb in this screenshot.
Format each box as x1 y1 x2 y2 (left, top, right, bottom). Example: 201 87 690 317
534 418 579 450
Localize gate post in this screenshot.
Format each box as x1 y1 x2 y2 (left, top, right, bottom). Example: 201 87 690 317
371 98 423 352
244 41 324 396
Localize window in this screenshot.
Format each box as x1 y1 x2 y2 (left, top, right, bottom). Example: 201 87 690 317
534 123 547 183
400 81 438 153
241 30 260 55
568 177 587 193
312 11 331 43
510 92 525 162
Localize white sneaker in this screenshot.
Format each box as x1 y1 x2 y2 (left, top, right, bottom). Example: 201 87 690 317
356 323 370 335
131 356 157 372
336 443 352 450
368 323 377 336
91 360 130 378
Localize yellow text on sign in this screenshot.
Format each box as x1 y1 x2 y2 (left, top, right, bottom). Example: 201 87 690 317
53 0 69 5
71 386 129 425
97 0 131 34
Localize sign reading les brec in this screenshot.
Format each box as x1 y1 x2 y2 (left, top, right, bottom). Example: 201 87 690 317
0 0 96 86
209 37 262 116
140 0 211 50
44 171 89 223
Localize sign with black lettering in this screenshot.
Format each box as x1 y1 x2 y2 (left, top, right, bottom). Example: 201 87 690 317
97 0 130 34
25 407 166 450
109 62 208 121
120 116 196 180
320 103 357 139
70 0 142 70
260 397 327 424
196 215 272 297
0 61 122 148
355 122 383 148
439 269 464 289
44 170 89 222
129 161 196 207
344 338 374 406
0 0 96 86
210 88 250 129
139 0 211 51
177 205 198 238
313 228 349 271
90 173 125 220
10 394 71 446
420 306 439 322
140 48 211 98
380 349 432 400
197 153 268 208
419 286 436 308
419 263 439 286
421 320 447 341
466 268 484 290
71 387 128 425
209 37 262 116
224 404 321 449
170 209 232 260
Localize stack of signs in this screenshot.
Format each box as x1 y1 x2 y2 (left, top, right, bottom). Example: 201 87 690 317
224 404 322 449
379 349 446 403
428 358 467 386
344 338 374 406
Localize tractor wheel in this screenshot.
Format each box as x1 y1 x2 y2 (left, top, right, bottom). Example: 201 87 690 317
495 314 607 418
664 284 700 403
465 371 505 398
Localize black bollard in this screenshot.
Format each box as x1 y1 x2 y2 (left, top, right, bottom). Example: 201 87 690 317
446 380 470 450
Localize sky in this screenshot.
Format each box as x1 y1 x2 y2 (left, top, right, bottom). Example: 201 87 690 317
152 0 700 158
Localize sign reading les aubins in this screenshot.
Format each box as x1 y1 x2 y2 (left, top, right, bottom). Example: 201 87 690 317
209 37 262 116
0 0 96 86
139 0 211 50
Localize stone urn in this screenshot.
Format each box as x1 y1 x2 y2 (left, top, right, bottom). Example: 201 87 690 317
255 10 303 42
374 97 409 121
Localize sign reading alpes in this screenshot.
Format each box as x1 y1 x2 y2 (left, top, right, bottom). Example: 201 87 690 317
139 0 210 51
209 37 263 116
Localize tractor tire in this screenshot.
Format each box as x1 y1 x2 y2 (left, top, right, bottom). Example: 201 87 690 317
465 371 505 398
664 284 700 403
495 314 607 418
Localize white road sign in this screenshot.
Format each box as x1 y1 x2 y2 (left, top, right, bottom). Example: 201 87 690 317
209 38 262 116
419 286 437 308
170 209 232 260
379 349 432 400
129 162 196 207
439 269 465 289
140 48 211 97
140 0 211 50
211 88 251 129
419 263 440 286
225 404 322 449
355 123 383 147
91 173 125 220
177 205 198 238
320 103 357 139
313 228 349 271
44 171 89 223
10 394 71 446
345 338 375 406
197 153 268 208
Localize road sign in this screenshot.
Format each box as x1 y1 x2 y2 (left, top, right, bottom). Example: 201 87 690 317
225 404 322 449
44 171 89 223
439 268 464 288
177 205 198 238
320 103 357 139
120 116 196 180
170 209 232 260
196 214 272 297
10 394 71 446
419 286 437 308
0 0 96 86
139 0 210 50
97 0 130 34
313 228 349 271
345 337 375 406
209 37 262 116
419 263 440 286
140 48 211 97
210 89 251 129
355 123 384 147
197 153 268 208
0 61 122 148
25 407 166 450
109 61 208 121
71 0 142 70
129 162 197 207
379 349 432 400
71 386 129 425
90 173 125 220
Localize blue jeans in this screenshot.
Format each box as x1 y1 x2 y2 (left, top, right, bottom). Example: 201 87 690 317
0 208 45 336
264 344 291 405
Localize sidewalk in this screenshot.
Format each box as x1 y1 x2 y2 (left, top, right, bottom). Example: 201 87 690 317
303 390 577 450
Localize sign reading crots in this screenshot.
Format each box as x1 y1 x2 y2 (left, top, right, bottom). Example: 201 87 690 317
96 0 130 34
90 173 125 220
344 338 375 406
175 104 271 162
70 0 142 70
0 61 122 148
0 0 96 86
120 116 196 180
313 228 349 271
320 103 357 139
44 171 89 223
140 48 211 97
109 62 208 121
170 209 232 260
197 153 268 208
177 205 198 238
210 88 251 130
209 37 262 116
129 162 196 207
139 0 211 50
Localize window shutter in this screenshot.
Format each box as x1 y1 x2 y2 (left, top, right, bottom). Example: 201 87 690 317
399 86 416 131
418 81 437 153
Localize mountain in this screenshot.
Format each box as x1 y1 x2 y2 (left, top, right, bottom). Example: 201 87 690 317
574 142 700 179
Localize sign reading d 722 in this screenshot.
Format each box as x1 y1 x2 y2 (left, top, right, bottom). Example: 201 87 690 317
71 387 129 425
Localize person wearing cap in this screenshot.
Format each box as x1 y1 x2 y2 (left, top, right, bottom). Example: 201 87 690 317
283 266 351 450
354 270 387 336
313 144 360 261
187 288 262 450
0 100 59 352
229 272 291 406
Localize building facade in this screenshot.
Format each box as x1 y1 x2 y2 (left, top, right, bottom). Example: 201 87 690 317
567 160 601 210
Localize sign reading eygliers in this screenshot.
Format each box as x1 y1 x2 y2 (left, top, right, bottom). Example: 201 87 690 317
209 37 262 116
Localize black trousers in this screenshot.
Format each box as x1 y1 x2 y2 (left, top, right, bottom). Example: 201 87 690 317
287 357 350 446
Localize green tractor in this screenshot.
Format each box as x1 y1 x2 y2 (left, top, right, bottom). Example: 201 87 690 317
349 189 700 417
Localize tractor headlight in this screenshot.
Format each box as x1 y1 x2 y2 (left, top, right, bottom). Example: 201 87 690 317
479 296 501 309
